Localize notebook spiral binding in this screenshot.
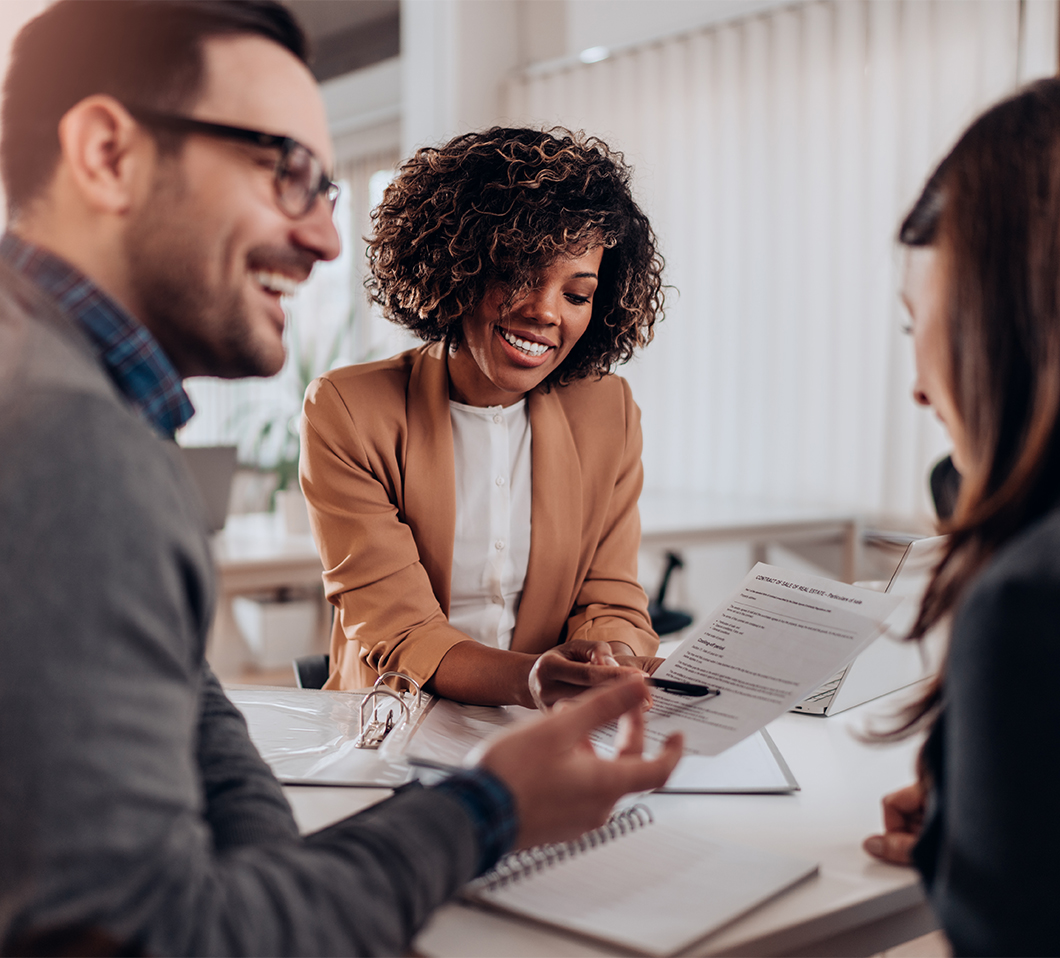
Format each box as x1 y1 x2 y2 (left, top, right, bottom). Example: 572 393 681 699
470 804 655 892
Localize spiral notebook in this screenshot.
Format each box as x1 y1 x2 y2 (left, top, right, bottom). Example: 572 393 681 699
463 806 817 956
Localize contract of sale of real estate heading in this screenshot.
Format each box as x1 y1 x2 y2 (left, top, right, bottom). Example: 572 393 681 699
593 564 902 757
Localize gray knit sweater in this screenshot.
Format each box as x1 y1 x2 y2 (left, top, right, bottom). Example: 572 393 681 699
0 263 481 956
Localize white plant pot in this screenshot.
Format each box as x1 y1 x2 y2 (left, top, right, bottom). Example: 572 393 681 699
276 488 311 536
233 591 318 669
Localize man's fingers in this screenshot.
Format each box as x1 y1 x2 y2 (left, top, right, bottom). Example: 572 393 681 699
863 831 916 865
614 703 645 757
544 676 650 747
614 732 684 792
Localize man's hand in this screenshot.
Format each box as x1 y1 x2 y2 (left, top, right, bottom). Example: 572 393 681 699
527 639 648 709
863 781 926 865
476 676 683 849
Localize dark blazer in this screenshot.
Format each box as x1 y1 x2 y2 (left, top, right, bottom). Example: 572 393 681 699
913 505 1060 956
0 262 481 955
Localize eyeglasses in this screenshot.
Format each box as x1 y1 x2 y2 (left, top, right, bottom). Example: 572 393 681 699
125 106 340 219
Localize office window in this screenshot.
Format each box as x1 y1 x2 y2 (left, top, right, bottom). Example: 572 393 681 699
505 0 1057 519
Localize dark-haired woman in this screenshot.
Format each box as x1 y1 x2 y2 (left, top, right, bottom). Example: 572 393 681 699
862 79 1060 955
300 128 666 707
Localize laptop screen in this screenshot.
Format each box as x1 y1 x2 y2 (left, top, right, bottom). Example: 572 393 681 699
180 445 238 533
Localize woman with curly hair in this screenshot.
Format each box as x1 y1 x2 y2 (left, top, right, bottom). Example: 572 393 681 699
300 127 666 706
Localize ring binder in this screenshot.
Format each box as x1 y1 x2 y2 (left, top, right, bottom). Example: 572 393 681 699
469 805 655 891
354 672 423 749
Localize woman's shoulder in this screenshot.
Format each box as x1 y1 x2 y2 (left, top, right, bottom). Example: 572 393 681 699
540 373 637 439
972 505 1060 596
952 504 1060 667
316 346 424 393
305 345 437 414
545 372 634 415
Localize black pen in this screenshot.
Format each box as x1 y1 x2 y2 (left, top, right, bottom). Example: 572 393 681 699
647 678 720 698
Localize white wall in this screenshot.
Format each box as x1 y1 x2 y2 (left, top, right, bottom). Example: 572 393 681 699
0 0 50 225
321 55 401 163
400 0 520 154
564 0 795 58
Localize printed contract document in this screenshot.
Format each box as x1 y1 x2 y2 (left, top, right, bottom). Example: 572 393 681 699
595 563 902 756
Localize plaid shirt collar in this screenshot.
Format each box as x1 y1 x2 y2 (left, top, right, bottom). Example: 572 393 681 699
0 231 194 437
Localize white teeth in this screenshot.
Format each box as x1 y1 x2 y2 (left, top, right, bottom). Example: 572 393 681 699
252 270 300 296
499 328 551 357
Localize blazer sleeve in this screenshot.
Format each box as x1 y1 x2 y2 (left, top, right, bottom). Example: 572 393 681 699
563 381 658 656
196 663 302 850
301 376 471 688
924 561 1060 956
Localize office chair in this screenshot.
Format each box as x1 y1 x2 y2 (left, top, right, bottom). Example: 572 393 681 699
930 454 961 521
293 653 330 690
648 551 694 637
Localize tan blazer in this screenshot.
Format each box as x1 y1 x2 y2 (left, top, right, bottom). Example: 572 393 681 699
300 343 658 690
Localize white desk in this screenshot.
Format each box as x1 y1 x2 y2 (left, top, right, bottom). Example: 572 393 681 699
209 513 326 679
639 492 861 583
281 694 934 957
213 512 323 593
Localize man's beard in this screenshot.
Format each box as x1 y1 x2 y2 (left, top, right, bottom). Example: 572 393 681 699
122 171 286 379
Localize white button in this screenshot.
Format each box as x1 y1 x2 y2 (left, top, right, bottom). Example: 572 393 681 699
494 539 505 551
495 475 505 486
493 413 503 424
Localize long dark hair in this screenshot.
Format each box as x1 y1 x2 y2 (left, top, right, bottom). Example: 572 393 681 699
894 77 1060 736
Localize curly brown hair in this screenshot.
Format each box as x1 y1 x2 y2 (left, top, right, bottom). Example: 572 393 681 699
366 127 665 384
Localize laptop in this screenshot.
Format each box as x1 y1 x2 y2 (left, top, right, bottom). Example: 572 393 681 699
791 536 946 715
180 444 238 533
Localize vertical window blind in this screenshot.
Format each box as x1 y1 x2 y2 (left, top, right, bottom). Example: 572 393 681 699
506 0 1047 520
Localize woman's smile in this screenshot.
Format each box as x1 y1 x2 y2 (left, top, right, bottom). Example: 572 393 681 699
494 325 554 363
448 245 604 406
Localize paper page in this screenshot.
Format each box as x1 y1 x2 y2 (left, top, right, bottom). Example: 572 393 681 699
470 823 817 956
391 700 538 767
657 729 797 793
395 699 797 793
595 563 902 756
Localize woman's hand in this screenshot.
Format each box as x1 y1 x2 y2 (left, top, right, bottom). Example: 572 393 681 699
863 781 926 865
614 655 665 675
528 639 646 710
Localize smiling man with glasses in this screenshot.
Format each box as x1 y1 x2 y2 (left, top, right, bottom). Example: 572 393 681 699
124 106 341 218
0 3 679 955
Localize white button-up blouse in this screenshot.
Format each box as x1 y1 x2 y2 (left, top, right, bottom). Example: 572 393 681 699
448 398 532 650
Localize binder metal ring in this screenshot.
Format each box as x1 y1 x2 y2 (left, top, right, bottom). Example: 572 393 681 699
354 671 423 749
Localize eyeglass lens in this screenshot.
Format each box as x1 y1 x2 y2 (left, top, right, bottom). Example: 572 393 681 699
276 144 338 218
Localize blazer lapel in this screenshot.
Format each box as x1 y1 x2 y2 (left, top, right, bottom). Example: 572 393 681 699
403 343 456 613
513 387 583 652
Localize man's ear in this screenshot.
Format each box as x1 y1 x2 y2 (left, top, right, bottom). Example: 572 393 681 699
55 95 153 216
